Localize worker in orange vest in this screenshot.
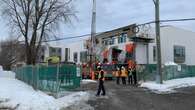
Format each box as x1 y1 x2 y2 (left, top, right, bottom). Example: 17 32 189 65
121 66 128 85
96 66 106 96
114 67 121 85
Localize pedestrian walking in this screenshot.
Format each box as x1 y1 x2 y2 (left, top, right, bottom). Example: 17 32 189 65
96 66 106 96
128 68 133 85
121 66 128 85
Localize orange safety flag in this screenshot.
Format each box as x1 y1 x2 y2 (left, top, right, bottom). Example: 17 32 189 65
128 60 136 69
125 43 135 53
91 71 95 80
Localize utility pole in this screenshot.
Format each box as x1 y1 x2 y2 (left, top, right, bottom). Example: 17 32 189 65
90 0 96 78
153 0 163 84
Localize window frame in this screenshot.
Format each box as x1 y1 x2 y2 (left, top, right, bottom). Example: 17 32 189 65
173 45 185 63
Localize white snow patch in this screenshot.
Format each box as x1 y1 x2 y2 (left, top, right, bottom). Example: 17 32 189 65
140 77 195 94
81 79 97 84
0 65 3 71
0 71 15 79
164 62 178 66
0 78 90 110
0 66 15 79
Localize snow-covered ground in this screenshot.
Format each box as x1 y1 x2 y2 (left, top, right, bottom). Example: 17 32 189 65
0 78 90 110
0 66 91 110
81 79 97 84
0 66 15 78
141 77 195 94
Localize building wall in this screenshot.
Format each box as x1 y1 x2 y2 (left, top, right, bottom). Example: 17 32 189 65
65 40 88 64
149 26 195 65
135 43 147 64
42 26 195 65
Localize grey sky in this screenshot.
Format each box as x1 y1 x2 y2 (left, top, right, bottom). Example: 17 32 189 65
0 0 195 42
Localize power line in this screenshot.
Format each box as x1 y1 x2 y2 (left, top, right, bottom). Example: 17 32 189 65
17 17 195 43
137 18 195 26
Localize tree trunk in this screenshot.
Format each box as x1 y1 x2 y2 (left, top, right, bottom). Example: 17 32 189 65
26 46 37 65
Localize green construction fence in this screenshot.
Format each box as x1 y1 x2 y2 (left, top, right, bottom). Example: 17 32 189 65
14 64 81 94
137 64 195 81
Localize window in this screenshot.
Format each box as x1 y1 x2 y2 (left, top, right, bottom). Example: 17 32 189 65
109 37 115 45
58 48 61 54
153 46 157 61
118 33 127 43
73 52 78 63
174 45 185 63
80 51 87 63
50 48 56 53
102 39 108 46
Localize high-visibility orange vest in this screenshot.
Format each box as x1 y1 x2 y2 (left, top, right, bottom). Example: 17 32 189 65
115 71 120 77
121 69 128 77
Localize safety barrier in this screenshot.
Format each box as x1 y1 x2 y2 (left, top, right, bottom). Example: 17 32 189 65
14 64 81 94
137 64 195 81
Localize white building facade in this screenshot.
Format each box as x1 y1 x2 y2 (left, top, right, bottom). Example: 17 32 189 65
149 26 195 65
41 25 195 66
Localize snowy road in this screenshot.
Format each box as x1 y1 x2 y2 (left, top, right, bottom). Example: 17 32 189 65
84 81 195 110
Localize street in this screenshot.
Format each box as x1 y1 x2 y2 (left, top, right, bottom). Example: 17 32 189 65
82 81 195 110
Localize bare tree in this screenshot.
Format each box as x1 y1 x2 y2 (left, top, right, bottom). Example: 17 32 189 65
0 0 74 65
0 39 24 70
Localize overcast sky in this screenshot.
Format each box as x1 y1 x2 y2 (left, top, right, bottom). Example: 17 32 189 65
0 0 195 42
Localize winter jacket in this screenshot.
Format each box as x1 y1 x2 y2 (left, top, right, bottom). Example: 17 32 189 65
98 70 105 81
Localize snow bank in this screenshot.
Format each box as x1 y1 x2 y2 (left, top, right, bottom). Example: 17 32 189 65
0 78 90 110
0 71 15 79
0 66 2 71
0 65 15 79
140 77 195 94
81 79 97 84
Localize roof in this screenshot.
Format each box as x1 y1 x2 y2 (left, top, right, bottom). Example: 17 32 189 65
130 37 154 43
95 24 136 39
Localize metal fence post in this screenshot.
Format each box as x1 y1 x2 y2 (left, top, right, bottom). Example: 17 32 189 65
32 65 34 89
35 65 39 90
56 63 60 98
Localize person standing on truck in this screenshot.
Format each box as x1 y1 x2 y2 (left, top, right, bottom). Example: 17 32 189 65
96 66 106 96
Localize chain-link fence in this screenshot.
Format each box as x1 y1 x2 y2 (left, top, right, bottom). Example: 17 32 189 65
13 64 81 95
137 64 195 81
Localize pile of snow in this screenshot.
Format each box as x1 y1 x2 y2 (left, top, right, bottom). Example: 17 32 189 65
164 62 178 66
141 77 195 94
0 65 3 71
0 71 15 79
0 65 15 79
81 79 97 84
0 78 90 110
